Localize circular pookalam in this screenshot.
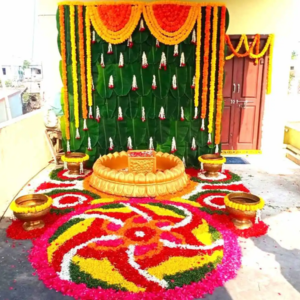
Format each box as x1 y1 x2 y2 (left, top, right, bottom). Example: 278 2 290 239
50 167 92 182
45 189 100 214
30 198 241 300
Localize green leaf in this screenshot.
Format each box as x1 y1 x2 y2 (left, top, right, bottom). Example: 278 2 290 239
131 62 152 96
115 119 127 151
152 67 171 99
132 28 149 44
99 118 117 150
113 64 132 96
96 64 114 98
169 64 187 99
104 94 117 118
185 66 195 99
126 119 147 148
170 120 189 143
155 119 170 144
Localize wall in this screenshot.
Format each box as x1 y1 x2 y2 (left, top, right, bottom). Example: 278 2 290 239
38 0 300 155
0 110 52 214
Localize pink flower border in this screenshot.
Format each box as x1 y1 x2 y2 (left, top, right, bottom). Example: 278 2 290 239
29 199 242 300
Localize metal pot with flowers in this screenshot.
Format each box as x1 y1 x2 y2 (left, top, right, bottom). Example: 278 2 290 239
198 154 226 178
61 152 89 175
224 192 265 229
10 194 53 231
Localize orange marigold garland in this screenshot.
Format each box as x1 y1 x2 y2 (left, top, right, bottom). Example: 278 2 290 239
59 5 71 152
254 34 260 65
88 4 142 44
78 6 88 129
143 3 198 45
200 6 211 131
85 9 93 118
215 6 226 152
194 8 202 108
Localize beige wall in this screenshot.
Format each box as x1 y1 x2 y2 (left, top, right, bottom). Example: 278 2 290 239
0 110 52 213
38 0 300 154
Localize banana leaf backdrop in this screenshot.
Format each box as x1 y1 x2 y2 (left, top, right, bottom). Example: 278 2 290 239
56 6 229 168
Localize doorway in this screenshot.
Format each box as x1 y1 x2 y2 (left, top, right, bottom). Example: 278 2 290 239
221 35 269 151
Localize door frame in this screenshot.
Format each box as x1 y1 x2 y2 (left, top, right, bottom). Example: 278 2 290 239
226 34 269 150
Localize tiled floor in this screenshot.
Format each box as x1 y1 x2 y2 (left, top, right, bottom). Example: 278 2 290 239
0 155 299 300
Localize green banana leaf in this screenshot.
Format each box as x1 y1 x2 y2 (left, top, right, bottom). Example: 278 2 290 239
126 119 147 148
169 64 187 99
113 64 132 96
98 118 117 149
131 62 152 96
152 67 171 99
155 119 170 144
96 64 114 98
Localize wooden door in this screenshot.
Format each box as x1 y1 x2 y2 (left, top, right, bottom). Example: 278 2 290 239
221 35 268 150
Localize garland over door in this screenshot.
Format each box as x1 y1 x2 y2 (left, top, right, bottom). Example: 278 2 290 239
221 35 268 150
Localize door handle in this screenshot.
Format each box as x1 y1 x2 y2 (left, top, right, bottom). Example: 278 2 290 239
233 83 236 93
237 84 240 93
231 99 235 104
236 100 253 104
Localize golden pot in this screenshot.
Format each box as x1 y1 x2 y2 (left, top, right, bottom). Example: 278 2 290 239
201 154 223 178
13 194 51 231
225 192 260 229
66 152 86 175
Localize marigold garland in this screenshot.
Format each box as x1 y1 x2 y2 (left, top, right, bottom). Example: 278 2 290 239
85 9 93 109
198 156 226 164
194 9 201 108
143 4 198 45
61 154 89 163
59 6 70 141
207 6 218 135
97 5 132 31
226 34 258 58
78 6 88 120
10 196 53 214
224 194 265 211
225 34 246 60
70 6 80 130
88 4 142 44
215 6 226 146
200 6 211 120
266 34 274 94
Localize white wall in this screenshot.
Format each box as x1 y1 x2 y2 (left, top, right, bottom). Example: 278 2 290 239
38 0 300 154
0 110 52 213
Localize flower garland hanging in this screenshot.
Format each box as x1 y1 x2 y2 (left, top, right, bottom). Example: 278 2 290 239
159 52 167 70
174 44 179 57
142 51 148 68
172 75 177 90
100 53 105 67
152 75 157 90
200 6 211 123
226 34 258 58
59 6 70 152
266 34 274 94
180 107 184 121
141 106 146 122
85 9 93 119
108 75 114 89
127 136 133 150
132 75 138 91
118 106 123 121
180 52 186 67
109 137 114 151
149 137 154 150
159 107 165 120
119 53 124 68
194 8 201 109
78 6 88 124
207 6 218 145
171 137 177 153
70 5 80 139
96 106 101 122
225 35 246 60
143 4 198 45
215 6 226 152
88 4 142 44
127 35 133 48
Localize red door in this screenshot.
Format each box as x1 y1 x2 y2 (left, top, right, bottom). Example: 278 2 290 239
221 35 268 151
